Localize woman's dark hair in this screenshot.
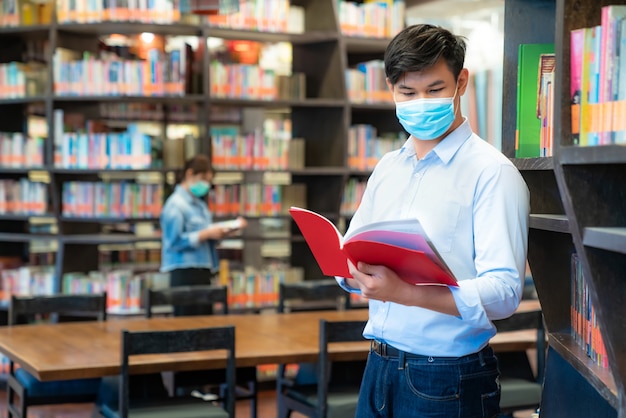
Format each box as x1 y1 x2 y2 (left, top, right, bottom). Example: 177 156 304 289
384 24 467 85
177 154 213 183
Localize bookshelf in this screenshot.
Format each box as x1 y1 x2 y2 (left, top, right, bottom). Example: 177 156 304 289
504 0 625 416
0 0 405 310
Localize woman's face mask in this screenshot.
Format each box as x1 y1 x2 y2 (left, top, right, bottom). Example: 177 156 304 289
189 180 211 198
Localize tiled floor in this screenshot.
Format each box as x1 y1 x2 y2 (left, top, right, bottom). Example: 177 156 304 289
0 388 537 418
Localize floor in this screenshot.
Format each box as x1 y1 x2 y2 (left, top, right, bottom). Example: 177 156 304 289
0 388 536 418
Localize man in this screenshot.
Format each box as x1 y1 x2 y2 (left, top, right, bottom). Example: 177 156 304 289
336 24 530 417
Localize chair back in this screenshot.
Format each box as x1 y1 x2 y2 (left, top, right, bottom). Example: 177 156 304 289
317 319 367 418
119 326 236 418
493 302 545 414
144 285 228 318
278 279 349 313
9 293 108 326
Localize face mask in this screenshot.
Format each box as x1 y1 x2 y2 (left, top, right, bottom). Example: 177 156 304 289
395 91 457 140
189 180 210 198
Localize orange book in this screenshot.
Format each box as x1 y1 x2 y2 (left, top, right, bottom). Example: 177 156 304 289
289 206 457 287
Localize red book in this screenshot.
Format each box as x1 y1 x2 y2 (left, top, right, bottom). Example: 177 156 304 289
289 207 458 287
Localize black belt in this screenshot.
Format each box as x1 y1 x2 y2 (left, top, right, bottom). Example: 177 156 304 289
371 340 490 360
371 340 426 359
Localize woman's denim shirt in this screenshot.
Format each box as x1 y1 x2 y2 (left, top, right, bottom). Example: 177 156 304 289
160 185 218 273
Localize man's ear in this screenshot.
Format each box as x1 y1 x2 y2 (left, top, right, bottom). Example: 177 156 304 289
386 77 394 93
457 68 469 96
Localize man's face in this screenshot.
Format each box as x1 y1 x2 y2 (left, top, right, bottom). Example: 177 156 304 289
387 57 468 105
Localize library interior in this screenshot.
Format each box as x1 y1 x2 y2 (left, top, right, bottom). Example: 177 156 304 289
0 0 625 417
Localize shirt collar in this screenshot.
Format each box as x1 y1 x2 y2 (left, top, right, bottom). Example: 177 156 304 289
175 184 196 205
399 118 473 164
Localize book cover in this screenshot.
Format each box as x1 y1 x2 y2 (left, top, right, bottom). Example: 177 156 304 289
289 206 457 287
515 43 554 157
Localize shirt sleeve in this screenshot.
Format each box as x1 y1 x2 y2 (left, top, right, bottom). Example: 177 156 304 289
335 277 362 294
450 164 530 323
161 204 203 252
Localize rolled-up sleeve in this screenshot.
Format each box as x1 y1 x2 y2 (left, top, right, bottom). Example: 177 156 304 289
161 204 202 252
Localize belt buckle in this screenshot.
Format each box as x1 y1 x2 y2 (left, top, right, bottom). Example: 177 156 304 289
373 340 386 356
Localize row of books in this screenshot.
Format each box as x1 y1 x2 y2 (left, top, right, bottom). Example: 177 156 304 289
211 123 291 170
346 60 394 104
347 124 406 171
571 5 626 146
571 252 609 369
0 133 45 169
1 266 55 299
210 61 278 101
338 0 405 39
515 44 555 158
206 0 292 33
56 0 182 24
54 121 153 170
208 183 283 217
0 62 47 99
99 246 161 270
62 181 163 218
340 178 366 216
0 0 53 25
53 48 188 97
0 179 48 215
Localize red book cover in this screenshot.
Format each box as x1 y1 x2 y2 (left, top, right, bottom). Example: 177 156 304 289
289 206 457 287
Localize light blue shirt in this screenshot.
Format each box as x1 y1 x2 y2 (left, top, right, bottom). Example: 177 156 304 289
337 119 530 357
160 185 219 273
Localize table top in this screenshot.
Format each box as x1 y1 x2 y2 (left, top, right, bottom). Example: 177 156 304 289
0 300 541 382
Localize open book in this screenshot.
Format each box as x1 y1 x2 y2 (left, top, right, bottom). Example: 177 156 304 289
289 207 457 287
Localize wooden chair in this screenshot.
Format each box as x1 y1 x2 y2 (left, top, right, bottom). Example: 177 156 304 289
277 319 368 418
7 293 108 418
277 279 351 313
100 326 236 418
145 285 258 418
494 304 545 417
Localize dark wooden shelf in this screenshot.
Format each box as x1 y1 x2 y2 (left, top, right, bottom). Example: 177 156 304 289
0 214 55 221
53 95 205 104
350 102 395 110
208 27 338 44
342 35 391 53
559 145 626 165
51 167 175 175
59 217 160 224
210 97 345 108
0 233 58 242
57 22 202 36
290 167 348 176
0 167 47 174
583 227 626 254
550 332 618 409
529 214 569 233
62 234 161 245
0 96 46 105
0 25 50 37
511 157 554 171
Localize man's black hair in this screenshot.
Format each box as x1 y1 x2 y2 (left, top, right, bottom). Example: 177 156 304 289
384 24 467 85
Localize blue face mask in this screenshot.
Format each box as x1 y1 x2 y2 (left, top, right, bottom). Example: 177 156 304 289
395 92 457 140
189 180 210 198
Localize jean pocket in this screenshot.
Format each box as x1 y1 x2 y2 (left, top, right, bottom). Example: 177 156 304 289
403 362 460 401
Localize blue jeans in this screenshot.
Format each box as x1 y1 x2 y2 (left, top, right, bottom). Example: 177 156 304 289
355 344 500 418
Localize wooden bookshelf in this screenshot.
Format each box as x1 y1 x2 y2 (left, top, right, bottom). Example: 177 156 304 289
504 0 626 416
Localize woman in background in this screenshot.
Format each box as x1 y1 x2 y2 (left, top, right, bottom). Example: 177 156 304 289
160 154 246 314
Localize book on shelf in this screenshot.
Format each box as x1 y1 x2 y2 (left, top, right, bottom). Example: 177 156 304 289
515 43 554 158
289 206 457 287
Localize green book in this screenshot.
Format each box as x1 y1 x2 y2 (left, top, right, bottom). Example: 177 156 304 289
516 43 555 158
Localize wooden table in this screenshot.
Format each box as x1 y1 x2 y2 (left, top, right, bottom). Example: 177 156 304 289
0 300 541 382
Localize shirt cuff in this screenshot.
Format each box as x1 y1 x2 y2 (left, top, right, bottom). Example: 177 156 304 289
449 281 492 329
335 277 362 295
188 231 201 248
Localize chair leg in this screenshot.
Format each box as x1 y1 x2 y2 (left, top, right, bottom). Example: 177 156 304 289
277 396 291 418
248 379 257 418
